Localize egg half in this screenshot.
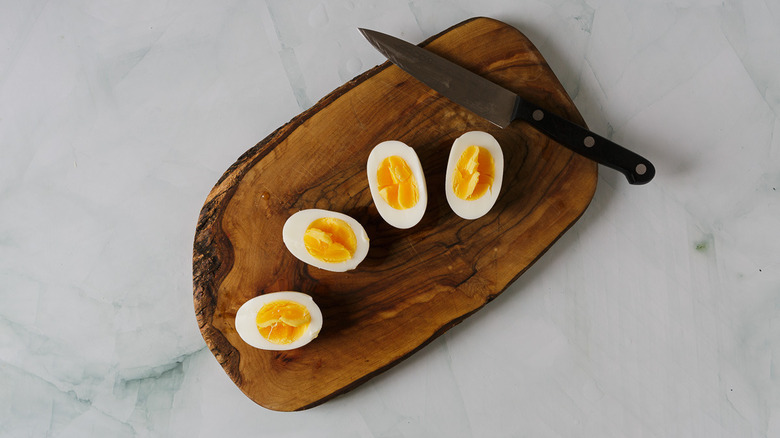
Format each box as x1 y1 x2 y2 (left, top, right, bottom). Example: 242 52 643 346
445 131 504 220
282 209 370 272
235 291 323 351
366 140 428 229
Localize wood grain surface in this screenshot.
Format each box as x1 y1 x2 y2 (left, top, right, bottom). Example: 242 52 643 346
193 17 597 411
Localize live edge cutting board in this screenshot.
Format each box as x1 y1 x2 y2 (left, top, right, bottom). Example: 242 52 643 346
193 17 597 411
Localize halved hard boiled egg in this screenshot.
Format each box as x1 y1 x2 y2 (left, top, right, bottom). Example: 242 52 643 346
445 131 504 220
282 209 370 272
366 140 427 229
235 291 323 351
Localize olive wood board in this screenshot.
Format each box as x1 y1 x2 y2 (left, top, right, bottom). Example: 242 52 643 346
193 17 597 412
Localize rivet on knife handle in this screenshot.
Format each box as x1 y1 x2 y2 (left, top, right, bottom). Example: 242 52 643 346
513 101 655 185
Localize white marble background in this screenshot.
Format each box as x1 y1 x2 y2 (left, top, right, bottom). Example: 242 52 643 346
1 0 778 436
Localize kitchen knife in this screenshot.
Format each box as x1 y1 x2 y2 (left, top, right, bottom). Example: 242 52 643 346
359 28 655 185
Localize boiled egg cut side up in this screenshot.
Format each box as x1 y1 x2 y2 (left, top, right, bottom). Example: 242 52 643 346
283 209 370 272
235 291 323 351
445 131 504 220
366 141 427 229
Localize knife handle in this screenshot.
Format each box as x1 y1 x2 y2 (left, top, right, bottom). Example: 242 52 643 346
512 100 655 185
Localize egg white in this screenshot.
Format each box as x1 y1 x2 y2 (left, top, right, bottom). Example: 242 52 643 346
445 131 504 220
282 209 370 272
235 291 323 351
366 140 428 229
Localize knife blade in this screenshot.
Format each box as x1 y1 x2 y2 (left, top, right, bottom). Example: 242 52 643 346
359 28 655 185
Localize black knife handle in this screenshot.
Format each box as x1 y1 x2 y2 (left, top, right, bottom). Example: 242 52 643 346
512 100 655 185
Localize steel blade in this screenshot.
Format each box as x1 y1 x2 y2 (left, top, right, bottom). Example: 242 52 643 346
359 28 518 128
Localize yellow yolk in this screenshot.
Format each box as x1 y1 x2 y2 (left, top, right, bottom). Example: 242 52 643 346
452 145 494 200
255 300 311 345
304 217 357 263
376 156 419 210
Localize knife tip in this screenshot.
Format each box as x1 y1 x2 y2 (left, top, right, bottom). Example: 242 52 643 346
358 28 381 49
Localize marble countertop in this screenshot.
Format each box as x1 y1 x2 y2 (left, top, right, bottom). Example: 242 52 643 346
2 1 778 436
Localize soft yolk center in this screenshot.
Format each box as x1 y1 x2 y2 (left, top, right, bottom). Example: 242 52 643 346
255 300 311 345
304 217 357 263
376 156 419 210
453 146 494 200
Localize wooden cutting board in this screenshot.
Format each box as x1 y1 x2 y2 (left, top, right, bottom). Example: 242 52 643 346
193 17 597 411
